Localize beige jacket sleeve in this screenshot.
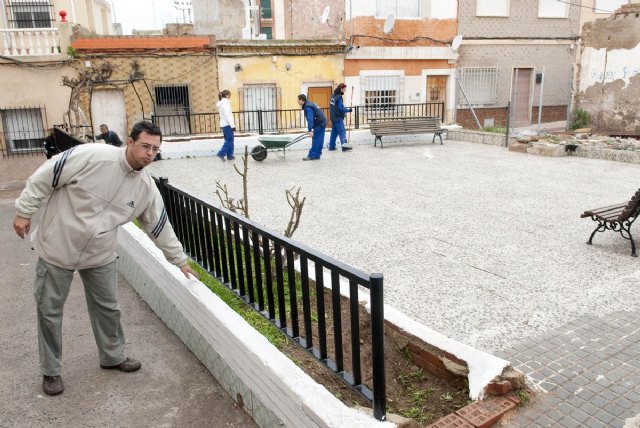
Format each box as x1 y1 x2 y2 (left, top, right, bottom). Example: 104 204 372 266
137 185 189 268
15 146 82 218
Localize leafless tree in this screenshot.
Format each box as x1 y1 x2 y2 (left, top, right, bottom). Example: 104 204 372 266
284 187 306 238
216 146 249 218
62 61 114 139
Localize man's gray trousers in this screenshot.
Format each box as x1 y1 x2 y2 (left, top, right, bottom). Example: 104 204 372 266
33 258 126 376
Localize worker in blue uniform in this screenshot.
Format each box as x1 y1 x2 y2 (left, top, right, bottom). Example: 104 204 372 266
328 83 353 152
298 94 327 161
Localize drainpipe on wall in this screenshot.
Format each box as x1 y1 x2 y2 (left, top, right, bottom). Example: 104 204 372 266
537 67 545 135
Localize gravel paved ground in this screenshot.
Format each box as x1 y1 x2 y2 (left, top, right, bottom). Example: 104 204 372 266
150 132 640 353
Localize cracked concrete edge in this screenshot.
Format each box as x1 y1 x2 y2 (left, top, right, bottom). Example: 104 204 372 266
116 223 396 428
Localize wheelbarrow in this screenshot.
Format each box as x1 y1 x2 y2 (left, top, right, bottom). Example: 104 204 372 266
251 133 308 161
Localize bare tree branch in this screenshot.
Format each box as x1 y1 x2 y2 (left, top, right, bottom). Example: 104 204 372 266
284 186 306 238
215 181 238 214
231 146 250 218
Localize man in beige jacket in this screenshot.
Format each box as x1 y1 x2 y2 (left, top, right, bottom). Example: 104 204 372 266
13 121 196 396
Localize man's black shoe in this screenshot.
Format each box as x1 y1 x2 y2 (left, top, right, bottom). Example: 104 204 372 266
100 357 141 373
42 375 64 395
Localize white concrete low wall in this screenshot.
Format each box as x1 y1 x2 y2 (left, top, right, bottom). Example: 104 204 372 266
117 224 395 428
447 129 513 146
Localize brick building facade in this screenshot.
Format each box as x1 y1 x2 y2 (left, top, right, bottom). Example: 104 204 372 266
71 36 216 138
456 0 581 128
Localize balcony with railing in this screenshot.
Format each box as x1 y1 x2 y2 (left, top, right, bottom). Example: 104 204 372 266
1 27 59 55
1 0 62 56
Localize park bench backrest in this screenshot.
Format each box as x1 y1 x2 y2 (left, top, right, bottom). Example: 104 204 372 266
620 188 640 221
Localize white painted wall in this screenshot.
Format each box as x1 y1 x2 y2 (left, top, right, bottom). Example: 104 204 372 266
476 0 510 17
580 46 640 92
427 1 457 19
350 1 376 17
538 0 569 18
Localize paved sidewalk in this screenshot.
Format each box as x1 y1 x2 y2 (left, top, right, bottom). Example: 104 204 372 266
0 156 256 428
498 310 640 427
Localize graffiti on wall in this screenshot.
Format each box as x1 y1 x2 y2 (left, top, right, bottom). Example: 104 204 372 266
580 46 640 91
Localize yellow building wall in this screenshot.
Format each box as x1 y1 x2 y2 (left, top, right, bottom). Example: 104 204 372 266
217 54 344 112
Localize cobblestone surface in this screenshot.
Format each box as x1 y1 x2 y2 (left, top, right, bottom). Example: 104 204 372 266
498 310 640 427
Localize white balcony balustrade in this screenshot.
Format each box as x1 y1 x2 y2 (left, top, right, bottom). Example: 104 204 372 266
1 28 59 56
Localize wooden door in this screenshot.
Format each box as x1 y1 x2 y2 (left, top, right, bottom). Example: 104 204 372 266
426 76 447 104
307 86 332 126
510 68 533 127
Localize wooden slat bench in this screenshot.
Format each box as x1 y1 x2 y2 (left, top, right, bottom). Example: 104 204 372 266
580 188 640 257
369 116 446 148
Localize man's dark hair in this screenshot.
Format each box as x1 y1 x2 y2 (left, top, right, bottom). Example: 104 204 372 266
297 94 307 102
130 121 162 142
99 124 108 128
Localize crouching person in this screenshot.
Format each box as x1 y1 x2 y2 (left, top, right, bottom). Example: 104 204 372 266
13 121 197 396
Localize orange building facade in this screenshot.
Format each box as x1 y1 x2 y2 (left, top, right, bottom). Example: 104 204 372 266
344 2 459 123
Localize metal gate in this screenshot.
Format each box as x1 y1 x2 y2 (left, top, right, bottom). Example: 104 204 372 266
154 85 191 135
240 85 278 132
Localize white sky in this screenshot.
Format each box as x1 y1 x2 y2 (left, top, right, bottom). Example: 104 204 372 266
110 0 192 35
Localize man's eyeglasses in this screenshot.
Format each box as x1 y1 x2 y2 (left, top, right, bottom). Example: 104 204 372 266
137 142 161 154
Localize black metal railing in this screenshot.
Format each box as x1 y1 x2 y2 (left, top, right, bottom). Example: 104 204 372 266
155 176 387 421
152 102 445 136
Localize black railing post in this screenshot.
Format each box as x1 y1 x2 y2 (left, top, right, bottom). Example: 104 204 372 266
258 110 264 135
370 273 386 421
354 106 360 129
158 176 169 207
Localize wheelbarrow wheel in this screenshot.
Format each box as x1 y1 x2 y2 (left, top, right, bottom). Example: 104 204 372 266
251 145 268 161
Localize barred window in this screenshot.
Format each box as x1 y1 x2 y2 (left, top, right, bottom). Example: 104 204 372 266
457 67 500 106
1 107 46 152
7 0 55 29
362 75 403 111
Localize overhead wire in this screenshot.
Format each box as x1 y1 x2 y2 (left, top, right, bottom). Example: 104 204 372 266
554 0 614 13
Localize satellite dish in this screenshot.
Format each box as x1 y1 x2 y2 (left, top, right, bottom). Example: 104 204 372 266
451 34 463 51
383 14 395 34
321 6 330 24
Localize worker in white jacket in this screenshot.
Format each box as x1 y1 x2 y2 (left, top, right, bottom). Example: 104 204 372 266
13 121 197 396
216 89 236 161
